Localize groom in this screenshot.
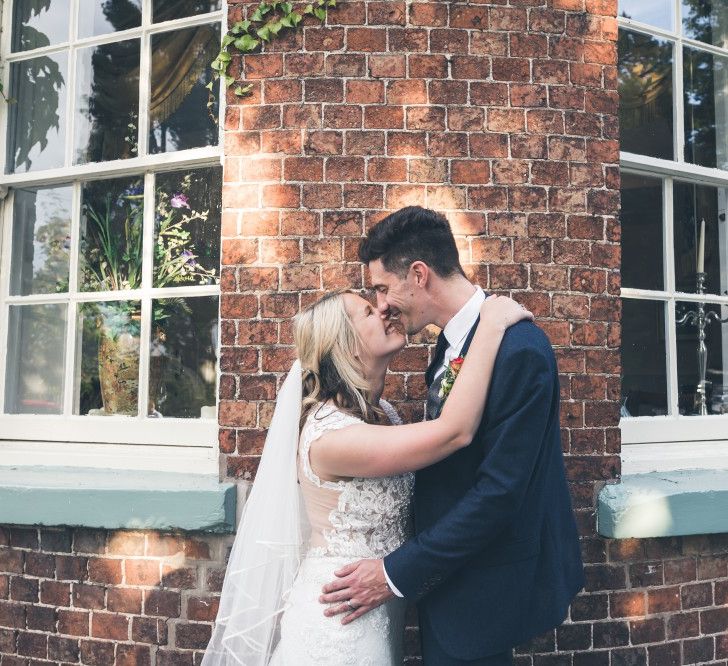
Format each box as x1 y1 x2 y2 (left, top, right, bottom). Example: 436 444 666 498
321 206 584 664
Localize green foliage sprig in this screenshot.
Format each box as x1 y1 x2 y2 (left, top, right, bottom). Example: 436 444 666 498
208 0 336 104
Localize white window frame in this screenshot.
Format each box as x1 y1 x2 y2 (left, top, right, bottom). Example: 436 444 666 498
0 0 225 473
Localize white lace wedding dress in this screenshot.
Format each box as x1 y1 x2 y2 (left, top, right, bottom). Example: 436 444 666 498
269 401 414 665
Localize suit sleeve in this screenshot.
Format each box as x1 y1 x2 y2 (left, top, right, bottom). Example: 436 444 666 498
383 340 556 601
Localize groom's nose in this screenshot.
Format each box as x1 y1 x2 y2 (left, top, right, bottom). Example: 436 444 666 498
376 295 390 318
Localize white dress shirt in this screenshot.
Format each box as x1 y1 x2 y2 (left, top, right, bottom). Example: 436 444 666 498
384 287 485 598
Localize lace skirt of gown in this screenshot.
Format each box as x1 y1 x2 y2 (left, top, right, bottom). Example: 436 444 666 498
270 555 406 666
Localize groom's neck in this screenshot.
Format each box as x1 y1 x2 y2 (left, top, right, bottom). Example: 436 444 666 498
429 275 477 330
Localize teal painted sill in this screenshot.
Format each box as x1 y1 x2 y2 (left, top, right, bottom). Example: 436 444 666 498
0 466 236 533
597 470 728 539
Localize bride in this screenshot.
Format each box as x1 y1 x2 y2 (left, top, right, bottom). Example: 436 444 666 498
202 289 532 665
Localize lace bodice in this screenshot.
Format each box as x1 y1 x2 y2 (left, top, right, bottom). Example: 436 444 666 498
298 401 414 559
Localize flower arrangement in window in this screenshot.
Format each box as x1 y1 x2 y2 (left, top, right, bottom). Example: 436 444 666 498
80 175 218 415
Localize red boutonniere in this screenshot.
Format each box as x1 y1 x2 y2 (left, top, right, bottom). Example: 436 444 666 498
438 356 464 401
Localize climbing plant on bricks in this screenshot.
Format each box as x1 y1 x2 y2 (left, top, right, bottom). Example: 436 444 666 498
209 0 336 103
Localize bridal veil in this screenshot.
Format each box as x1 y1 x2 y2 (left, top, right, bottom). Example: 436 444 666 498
202 360 309 666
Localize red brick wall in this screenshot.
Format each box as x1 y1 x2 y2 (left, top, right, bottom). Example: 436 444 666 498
0 526 229 665
2 1 728 665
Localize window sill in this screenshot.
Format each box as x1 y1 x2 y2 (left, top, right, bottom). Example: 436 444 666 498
597 469 728 539
0 466 236 533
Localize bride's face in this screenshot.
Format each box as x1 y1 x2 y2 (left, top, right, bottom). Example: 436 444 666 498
343 293 406 365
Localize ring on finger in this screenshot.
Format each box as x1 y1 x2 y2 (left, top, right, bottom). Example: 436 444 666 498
346 600 358 611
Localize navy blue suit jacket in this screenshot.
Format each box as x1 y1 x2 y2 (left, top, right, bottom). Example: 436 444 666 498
384 319 584 660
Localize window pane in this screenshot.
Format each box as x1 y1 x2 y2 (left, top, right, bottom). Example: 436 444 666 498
153 167 221 288
10 186 73 296
6 53 68 174
673 181 728 296
621 174 665 291
618 29 674 160
150 296 218 418
77 301 141 416
74 39 140 164
149 25 220 154
153 0 221 23
621 299 668 417
619 0 673 30
676 300 728 414
80 177 144 292
78 0 142 38
683 46 728 170
682 0 728 48
5 304 67 414
11 0 69 52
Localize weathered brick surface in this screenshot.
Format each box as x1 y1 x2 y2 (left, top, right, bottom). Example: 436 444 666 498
2 2 727 665
0 527 231 664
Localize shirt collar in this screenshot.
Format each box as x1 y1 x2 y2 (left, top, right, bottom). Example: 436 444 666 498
442 286 485 352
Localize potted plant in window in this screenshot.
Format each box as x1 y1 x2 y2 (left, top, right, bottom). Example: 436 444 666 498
81 178 217 415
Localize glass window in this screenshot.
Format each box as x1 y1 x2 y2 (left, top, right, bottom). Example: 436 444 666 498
620 299 669 417
11 0 69 52
619 0 674 31
618 29 674 159
682 0 728 48
5 304 67 415
673 181 728 296
74 39 141 164
153 0 221 23
6 53 68 174
149 25 220 154
621 174 665 291
683 46 728 169
78 0 142 39
676 300 728 414
10 186 73 296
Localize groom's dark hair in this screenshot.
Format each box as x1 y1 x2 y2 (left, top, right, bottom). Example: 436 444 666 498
358 206 465 278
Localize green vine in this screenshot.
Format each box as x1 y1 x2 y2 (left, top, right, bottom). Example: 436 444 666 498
208 0 336 106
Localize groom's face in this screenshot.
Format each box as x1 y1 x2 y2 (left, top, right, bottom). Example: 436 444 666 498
368 259 426 335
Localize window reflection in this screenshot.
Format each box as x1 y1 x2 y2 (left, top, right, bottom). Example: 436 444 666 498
151 296 218 418
10 186 73 296
11 0 69 52
77 301 141 416
673 181 728 296
621 174 665 291
676 300 728 414
618 29 674 160
74 39 140 164
80 176 144 292
149 25 220 154
621 299 669 417
619 0 673 31
153 168 222 288
5 304 67 415
683 46 728 169
682 0 728 48
78 0 142 39
153 0 221 23
7 54 68 174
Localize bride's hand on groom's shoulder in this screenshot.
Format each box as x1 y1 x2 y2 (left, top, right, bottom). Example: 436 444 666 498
319 558 394 624
481 294 534 333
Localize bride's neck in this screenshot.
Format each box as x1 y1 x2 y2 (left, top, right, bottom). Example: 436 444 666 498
366 357 389 405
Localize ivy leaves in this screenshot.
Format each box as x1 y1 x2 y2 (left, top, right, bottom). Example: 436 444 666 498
208 0 335 104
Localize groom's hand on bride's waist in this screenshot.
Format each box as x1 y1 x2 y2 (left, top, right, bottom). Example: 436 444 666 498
320 558 394 624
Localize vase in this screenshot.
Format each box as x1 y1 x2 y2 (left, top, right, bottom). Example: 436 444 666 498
97 325 165 415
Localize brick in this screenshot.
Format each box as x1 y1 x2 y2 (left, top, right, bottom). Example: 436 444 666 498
58 609 89 636
176 622 212 649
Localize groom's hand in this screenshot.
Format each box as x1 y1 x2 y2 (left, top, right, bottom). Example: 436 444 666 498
320 558 394 624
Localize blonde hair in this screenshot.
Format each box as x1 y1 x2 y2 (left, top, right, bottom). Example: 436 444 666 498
293 290 383 429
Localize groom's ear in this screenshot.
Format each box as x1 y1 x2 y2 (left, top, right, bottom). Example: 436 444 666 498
410 261 430 288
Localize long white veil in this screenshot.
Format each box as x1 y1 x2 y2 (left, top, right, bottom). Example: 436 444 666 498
202 360 309 666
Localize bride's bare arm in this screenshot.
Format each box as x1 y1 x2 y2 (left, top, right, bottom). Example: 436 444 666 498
310 296 533 479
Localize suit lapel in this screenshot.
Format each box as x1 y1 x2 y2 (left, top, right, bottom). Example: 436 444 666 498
425 331 448 387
